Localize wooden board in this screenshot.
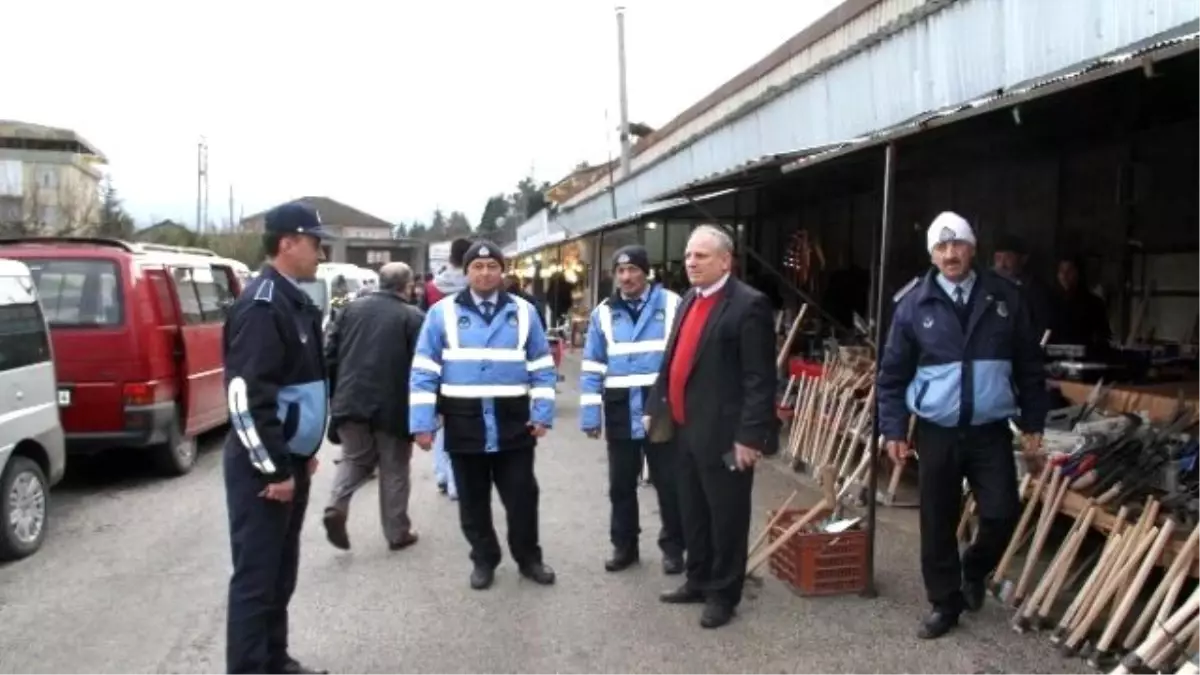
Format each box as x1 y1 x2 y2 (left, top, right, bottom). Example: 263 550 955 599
1052 489 1197 577
1052 379 1198 425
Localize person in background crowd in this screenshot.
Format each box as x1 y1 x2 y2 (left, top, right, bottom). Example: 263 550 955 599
422 238 472 500
1048 254 1112 351
329 275 351 321
423 239 471 310
644 225 778 630
223 201 331 674
506 274 546 329
322 262 425 553
409 241 559 591
579 245 686 576
877 212 1048 640
992 234 1050 339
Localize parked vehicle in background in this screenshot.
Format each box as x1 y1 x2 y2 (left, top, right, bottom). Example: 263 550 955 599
299 262 379 330
0 258 66 560
0 238 244 476
220 258 253 288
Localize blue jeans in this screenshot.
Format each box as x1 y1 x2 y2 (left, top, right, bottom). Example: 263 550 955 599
433 428 456 498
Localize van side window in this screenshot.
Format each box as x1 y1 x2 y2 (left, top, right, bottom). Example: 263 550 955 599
146 270 180 327
211 265 238 313
26 259 123 327
0 277 52 372
192 265 228 323
170 267 205 325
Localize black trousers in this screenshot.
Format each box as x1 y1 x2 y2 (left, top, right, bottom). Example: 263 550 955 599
677 435 755 607
917 420 1020 613
224 440 311 674
607 438 685 557
450 446 542 569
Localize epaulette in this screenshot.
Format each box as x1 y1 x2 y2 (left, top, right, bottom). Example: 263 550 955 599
253 280 275 304
892 276 919 303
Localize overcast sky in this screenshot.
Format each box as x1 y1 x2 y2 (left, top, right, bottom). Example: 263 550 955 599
7 0 839 228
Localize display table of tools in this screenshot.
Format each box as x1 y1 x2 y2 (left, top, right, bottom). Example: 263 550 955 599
768 309 1198 673
964 394 1199 674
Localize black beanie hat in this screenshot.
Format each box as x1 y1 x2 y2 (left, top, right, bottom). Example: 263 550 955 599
463 239 505 270
612 244 650 275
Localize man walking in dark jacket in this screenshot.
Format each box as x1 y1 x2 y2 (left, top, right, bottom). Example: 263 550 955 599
322 262 426 551
877 212 1048 640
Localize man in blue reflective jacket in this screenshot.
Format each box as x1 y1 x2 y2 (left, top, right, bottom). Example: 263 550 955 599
409 240 558 591
223 202 331 674
878 212 1048 640
580 245 686 575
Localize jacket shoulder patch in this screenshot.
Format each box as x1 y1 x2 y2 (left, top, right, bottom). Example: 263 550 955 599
253 280 275 303
892 277 919 304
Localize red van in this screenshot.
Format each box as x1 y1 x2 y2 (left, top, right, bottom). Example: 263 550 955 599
0 237 244 475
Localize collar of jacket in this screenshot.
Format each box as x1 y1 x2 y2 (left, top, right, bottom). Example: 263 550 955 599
260 264 314 309
608 282 658 308
453 288 514 314
914 265 1002 306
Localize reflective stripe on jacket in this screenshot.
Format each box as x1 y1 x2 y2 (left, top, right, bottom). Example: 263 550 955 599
579 284 680 440
409 290 556 453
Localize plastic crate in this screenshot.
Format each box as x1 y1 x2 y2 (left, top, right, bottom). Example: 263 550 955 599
766 507 868 597
788 357 825 380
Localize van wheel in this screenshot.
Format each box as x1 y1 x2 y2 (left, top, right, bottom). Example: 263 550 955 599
154 415 197 476
0 456 49 561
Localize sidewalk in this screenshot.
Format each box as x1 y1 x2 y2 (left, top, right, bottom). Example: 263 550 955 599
293 352 1087 673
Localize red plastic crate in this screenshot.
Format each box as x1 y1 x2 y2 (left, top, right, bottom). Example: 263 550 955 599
788 357 825 380
766 507 868 597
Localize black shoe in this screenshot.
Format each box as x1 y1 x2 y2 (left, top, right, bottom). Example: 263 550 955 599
700 601 735 629
437 482 447 494
962 580 985 613
917 610 960 640
519 562 557 585
322 508 350 551
659 584 705 604
388 531 419 551
662 554 684 576
470 565 495 590
277 658 329 674
605 547 639 572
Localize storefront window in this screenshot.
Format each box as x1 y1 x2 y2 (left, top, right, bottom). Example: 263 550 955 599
643 221 665 265
598 225 638 300
659 221 693 292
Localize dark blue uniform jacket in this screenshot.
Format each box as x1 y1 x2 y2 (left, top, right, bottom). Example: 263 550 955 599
224 265 329 482
877 268 1048 442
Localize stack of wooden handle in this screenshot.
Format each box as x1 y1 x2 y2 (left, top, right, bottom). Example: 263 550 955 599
974 462 1199 672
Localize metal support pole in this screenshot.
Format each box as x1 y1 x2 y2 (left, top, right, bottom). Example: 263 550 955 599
615 6 632 178
863 142 896 599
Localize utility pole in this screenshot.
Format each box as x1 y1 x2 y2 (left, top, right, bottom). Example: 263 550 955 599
615 5 632 178
228 184 234 231
195 137 209 232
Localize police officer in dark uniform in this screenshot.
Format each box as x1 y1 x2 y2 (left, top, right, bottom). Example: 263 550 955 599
877 212 1048 640
224 201 332 674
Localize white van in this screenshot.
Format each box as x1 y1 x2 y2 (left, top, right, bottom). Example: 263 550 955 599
0 258 66 560
298 263 379 331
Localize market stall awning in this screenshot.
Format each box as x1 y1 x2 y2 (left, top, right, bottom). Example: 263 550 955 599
589 187 740 233
780 26 1199 176
643 145 844 204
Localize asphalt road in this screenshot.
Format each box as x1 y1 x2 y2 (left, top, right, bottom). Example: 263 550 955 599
0 359 1090 674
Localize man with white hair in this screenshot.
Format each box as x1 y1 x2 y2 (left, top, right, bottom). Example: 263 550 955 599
644 224 778 629
877 211 1048 640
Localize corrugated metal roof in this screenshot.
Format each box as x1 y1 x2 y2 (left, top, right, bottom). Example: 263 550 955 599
644 145 846 203
778 27 1199 174
554 0 1198 238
